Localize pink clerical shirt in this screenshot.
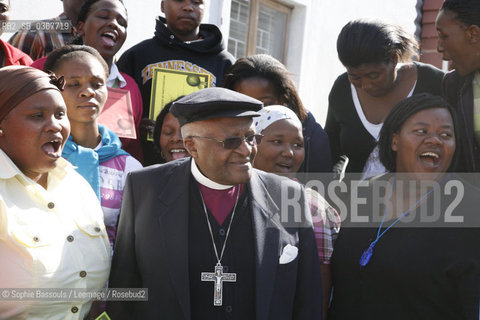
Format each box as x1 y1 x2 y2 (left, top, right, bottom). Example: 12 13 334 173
198 183 245 225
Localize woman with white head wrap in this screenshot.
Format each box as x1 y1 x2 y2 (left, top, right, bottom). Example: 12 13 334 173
253 105 340 319
254 105 304 175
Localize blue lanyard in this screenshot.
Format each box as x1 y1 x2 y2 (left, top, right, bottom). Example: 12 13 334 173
359 177 434 267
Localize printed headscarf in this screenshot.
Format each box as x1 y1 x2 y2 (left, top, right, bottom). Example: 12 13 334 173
0 66 64 122
254 105 302 133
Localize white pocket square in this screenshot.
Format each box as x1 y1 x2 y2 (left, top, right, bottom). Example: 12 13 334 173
279 244 298 264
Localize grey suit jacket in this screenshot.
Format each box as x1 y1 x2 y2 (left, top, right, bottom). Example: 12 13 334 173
107 157 322 319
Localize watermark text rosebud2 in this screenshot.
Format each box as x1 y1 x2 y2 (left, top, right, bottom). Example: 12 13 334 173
274 173 475 228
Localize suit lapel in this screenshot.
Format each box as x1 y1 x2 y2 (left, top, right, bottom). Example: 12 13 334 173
249 171 281 320
156 164 284 319
157 159 192 320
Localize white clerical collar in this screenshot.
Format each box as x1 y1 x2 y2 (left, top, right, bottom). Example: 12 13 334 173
190 159 233 190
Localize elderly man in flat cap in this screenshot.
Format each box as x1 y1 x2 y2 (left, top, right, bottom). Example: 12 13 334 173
107 87 323 320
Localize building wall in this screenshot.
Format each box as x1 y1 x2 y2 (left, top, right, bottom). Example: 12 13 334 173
4 0 426 125
420 0 444 70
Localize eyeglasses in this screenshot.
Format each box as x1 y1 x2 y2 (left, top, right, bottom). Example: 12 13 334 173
190 134 263 150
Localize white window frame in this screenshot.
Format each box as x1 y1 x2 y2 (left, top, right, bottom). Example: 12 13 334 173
229 0 292 62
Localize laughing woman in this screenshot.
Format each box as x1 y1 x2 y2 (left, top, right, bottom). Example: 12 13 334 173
329 93 480 319
44 45 142 249
153 100 189 163
0 66 110 319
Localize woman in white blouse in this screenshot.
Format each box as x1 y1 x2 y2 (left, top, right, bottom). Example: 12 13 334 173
0 66 110 319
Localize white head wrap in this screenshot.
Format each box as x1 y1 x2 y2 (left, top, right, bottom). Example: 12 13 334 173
254 105 302 133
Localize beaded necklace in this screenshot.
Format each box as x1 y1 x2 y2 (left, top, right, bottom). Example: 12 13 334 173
359 177 434 267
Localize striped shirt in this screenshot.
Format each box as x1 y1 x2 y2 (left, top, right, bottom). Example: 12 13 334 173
8 13 74 61
306 187 341 264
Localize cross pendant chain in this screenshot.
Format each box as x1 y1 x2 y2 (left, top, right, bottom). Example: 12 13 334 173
201 262 237 306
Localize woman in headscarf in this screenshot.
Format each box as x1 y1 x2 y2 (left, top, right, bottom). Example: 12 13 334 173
0 66 110 319
253 105 341 318
223 54 332 177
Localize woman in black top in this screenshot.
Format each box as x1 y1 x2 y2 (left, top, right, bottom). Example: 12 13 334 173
325 19 444 177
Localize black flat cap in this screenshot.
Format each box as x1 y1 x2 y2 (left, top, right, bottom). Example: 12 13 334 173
170 87 263 126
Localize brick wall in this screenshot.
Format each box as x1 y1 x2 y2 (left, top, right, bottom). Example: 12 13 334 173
420 0 444 68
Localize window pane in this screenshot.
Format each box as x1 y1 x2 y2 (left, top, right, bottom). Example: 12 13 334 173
228 0 250 59
256 3 287 61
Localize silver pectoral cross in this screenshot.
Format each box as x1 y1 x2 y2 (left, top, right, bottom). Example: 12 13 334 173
201 263 237 306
